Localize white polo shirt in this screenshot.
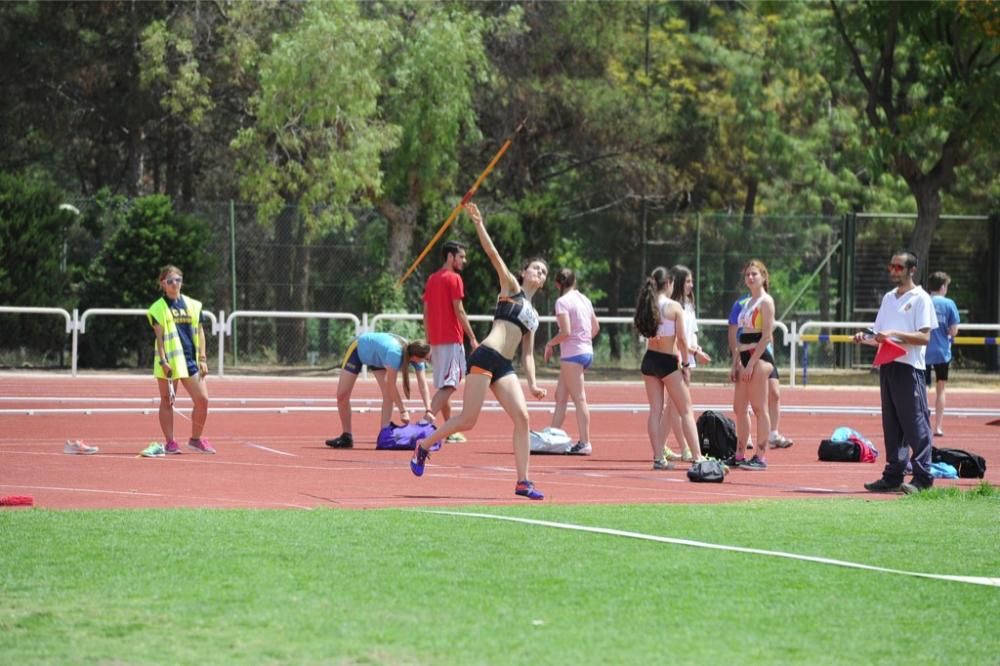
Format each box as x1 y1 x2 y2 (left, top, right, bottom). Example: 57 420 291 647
873 285 937 370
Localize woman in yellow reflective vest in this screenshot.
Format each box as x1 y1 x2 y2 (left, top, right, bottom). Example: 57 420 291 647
143 264 213 457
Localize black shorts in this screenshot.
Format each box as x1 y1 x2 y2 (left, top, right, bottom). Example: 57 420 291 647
641 350 679 379
468 345 516 385
924 362 950 384
740 349 777 374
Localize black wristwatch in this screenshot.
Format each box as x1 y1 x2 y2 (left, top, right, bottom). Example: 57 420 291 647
682 362 691 368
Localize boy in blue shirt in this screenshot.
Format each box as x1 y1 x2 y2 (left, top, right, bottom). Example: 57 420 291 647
925 271 960 437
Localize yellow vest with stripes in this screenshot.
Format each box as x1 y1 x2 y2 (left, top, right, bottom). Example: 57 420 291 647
147 296 203 379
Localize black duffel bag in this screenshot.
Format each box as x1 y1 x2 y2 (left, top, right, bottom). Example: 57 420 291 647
687 459 727 483
818 439 860 462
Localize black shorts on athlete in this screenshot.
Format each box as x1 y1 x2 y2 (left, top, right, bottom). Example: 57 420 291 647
468 345 516 385
924 362 949 384
641 349 679 378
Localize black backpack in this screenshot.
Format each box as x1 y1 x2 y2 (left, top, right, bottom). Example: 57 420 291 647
697 411 737 460
932 447 987 479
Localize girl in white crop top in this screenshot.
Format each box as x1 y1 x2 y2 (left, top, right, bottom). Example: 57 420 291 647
633 267 705 468
655 295 677 338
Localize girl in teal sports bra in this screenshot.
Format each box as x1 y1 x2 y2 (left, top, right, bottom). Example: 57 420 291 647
410 203 549 501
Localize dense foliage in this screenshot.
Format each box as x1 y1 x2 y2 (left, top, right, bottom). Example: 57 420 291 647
1 1 997 367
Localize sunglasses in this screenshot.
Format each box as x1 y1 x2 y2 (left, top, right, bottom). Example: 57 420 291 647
163 277 183 285
887 264 907 272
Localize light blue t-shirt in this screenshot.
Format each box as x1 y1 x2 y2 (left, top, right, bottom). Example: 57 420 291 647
926 295 960 365
356 332 425 371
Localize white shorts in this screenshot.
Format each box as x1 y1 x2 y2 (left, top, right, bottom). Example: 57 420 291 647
431 343 467 389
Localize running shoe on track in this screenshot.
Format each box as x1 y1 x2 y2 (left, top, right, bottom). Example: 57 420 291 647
652 457 675 471
568 441 592 455
742 455 768 470
325 433 354 449
864 478 904 493
410 445 430 477
515 480 544 500
188 438 216 454
64 440 99 455
165 439 181 454
445 432 467 443
768 433 794 448
141 442 165 458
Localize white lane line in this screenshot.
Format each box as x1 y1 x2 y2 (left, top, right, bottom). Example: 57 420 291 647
243 442 297 457
0 484 313 509
3 396 999 418
426 510 1000 588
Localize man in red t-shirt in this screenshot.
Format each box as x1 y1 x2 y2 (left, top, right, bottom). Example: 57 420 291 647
423 240 478 441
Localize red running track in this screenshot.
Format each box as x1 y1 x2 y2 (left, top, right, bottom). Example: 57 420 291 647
1 373 996 509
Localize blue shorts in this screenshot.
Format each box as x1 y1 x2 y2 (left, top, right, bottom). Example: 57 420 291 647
561 353 593 370
468 345 516 385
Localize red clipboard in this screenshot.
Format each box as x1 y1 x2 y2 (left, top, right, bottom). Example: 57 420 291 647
872 338 906 367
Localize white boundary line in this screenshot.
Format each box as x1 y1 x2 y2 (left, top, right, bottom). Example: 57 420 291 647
2 398 997 418
426 510 1000 588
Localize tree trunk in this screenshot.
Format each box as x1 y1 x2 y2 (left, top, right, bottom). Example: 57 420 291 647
820 200 835 322
165 121 179 199
742 177 758 230
274 205 308 363
908 181 940 283
609 246 622 361
377 199 418 278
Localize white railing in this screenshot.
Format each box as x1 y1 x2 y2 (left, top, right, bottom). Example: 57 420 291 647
221 311 361 377
3 305 997 383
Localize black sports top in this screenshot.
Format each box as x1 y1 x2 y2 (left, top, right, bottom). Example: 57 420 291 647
494 290 539 335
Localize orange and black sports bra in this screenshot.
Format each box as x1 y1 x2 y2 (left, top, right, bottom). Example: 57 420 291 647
494 290 539 335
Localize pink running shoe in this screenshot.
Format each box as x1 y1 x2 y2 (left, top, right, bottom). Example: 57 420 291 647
164 439 181 455
64 439 99 455
187 438 216 454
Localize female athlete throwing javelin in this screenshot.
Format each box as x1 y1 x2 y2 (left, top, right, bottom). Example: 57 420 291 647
409 203 549 500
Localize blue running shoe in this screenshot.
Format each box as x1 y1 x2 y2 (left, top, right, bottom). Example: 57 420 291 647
742 455 768 471
410 445 430 477
515 480 544 500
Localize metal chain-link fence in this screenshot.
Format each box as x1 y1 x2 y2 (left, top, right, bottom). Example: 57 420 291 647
2 200 997 375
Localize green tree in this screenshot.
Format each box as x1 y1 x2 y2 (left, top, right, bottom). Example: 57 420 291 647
230 2 398 362
374 2 494 279
0 171 79 358
79 194 212 368
831 0 1000 269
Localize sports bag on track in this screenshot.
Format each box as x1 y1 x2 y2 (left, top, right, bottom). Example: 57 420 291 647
932 446 987 479
818 439 860 462
529 427 573 454
818 427 878 463
687 459 727 483
696 411 737 460
376 422 437 451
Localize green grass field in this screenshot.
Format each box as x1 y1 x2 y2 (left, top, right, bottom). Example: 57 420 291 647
2 487 998 665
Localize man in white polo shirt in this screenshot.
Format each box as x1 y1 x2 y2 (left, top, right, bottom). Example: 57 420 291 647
854 251 937 494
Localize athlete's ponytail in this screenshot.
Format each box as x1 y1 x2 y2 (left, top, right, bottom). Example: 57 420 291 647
634 266 669 338
401 340 431 399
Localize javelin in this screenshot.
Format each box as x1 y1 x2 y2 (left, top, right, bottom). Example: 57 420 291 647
396 119 526 286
